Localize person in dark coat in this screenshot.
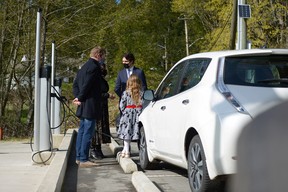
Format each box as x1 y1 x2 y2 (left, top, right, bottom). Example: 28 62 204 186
90 63 115 160
72 46 106 168
114 53 147 128
114 53 147 98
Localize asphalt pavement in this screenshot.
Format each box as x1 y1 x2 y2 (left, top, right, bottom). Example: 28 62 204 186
0 128 160 192
62 130 137 192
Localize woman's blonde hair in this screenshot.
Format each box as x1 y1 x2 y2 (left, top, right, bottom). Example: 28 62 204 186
126 74 142 105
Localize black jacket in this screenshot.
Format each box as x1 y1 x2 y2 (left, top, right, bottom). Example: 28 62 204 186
73 58 102 119
114 66 147 98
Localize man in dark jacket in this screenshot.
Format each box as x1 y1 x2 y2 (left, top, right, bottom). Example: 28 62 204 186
73 46 106 168
114 53 147 98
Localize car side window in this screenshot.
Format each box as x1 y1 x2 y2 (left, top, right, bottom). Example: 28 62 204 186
178 59 211 93
156 62 186 100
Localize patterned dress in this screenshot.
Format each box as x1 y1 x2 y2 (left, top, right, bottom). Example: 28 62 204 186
117 90 143 141
91 75 111 147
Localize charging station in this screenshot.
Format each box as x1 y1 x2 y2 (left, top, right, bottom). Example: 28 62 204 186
32 9 55 164
50 41 62 135
51 78 62 134
39 65 51 151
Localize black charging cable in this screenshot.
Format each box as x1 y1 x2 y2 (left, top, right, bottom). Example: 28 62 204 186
30 83 118 164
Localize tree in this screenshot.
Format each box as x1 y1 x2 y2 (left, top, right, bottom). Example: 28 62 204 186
248 0 288 48
172 0 233 52
1 0 288 138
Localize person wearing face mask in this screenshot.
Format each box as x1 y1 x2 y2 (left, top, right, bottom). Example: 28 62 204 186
114 53 147 99
90 63 115 160
114 53 147 130
72 46 106 168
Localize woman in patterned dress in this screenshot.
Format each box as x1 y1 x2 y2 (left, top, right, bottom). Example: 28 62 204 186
117 74 143 158
90 63 115 160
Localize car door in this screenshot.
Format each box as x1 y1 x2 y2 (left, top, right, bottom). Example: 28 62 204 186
161 58 211 161
148 61 187 159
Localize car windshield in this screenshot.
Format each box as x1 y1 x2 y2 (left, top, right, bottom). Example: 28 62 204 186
224 55 288 87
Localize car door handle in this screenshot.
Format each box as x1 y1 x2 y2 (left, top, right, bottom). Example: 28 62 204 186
160 106 166 111
182 99 189 105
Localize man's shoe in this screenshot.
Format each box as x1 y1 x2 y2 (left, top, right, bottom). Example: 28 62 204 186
91 149 103 160
79 161 98 168
96 149 105 158
90 150 97 159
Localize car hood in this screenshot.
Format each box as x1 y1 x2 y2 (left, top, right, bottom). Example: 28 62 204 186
226 85 288 118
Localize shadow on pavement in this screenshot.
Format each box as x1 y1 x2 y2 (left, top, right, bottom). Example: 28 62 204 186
61 134 78 192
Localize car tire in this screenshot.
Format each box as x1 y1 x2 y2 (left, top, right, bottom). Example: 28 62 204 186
188 135 212 192
139 128 153 169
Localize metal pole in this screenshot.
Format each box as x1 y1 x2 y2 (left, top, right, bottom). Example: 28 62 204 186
237 0 247 50
237 0 241 49
33 8 42 152
184 19 189 56
178 15 190 56
50 41 60 134
164 37 168 71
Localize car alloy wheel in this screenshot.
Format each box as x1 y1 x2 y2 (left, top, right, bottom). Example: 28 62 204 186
188 135 210 192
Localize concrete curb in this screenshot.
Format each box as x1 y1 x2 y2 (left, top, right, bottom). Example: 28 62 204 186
109 136 158 191
110 138 138 174
37 129 76 192
132 171 161 192
116 152 138 173
109 137 123 156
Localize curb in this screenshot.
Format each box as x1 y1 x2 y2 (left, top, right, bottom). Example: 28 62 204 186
37 129 76 192
116 152 138 173
109 135 159 191
132 171 161 192
110 138 138 174
109 137 123 156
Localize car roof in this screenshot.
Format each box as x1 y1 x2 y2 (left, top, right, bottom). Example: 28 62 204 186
180 49 288 62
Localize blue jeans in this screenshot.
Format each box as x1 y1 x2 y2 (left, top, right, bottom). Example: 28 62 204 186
76 118 95 162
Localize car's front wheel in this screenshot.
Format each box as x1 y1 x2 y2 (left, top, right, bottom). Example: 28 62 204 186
139 128 153 169
188 135 211 192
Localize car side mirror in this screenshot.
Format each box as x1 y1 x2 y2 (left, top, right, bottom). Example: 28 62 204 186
143 90 155 101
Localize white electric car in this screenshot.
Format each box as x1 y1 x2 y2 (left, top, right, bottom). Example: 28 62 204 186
139 49 288 192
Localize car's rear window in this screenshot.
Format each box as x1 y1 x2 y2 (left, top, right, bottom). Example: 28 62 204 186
224 55 288 87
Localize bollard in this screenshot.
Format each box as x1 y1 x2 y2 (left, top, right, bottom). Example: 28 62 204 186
0 127 3 140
